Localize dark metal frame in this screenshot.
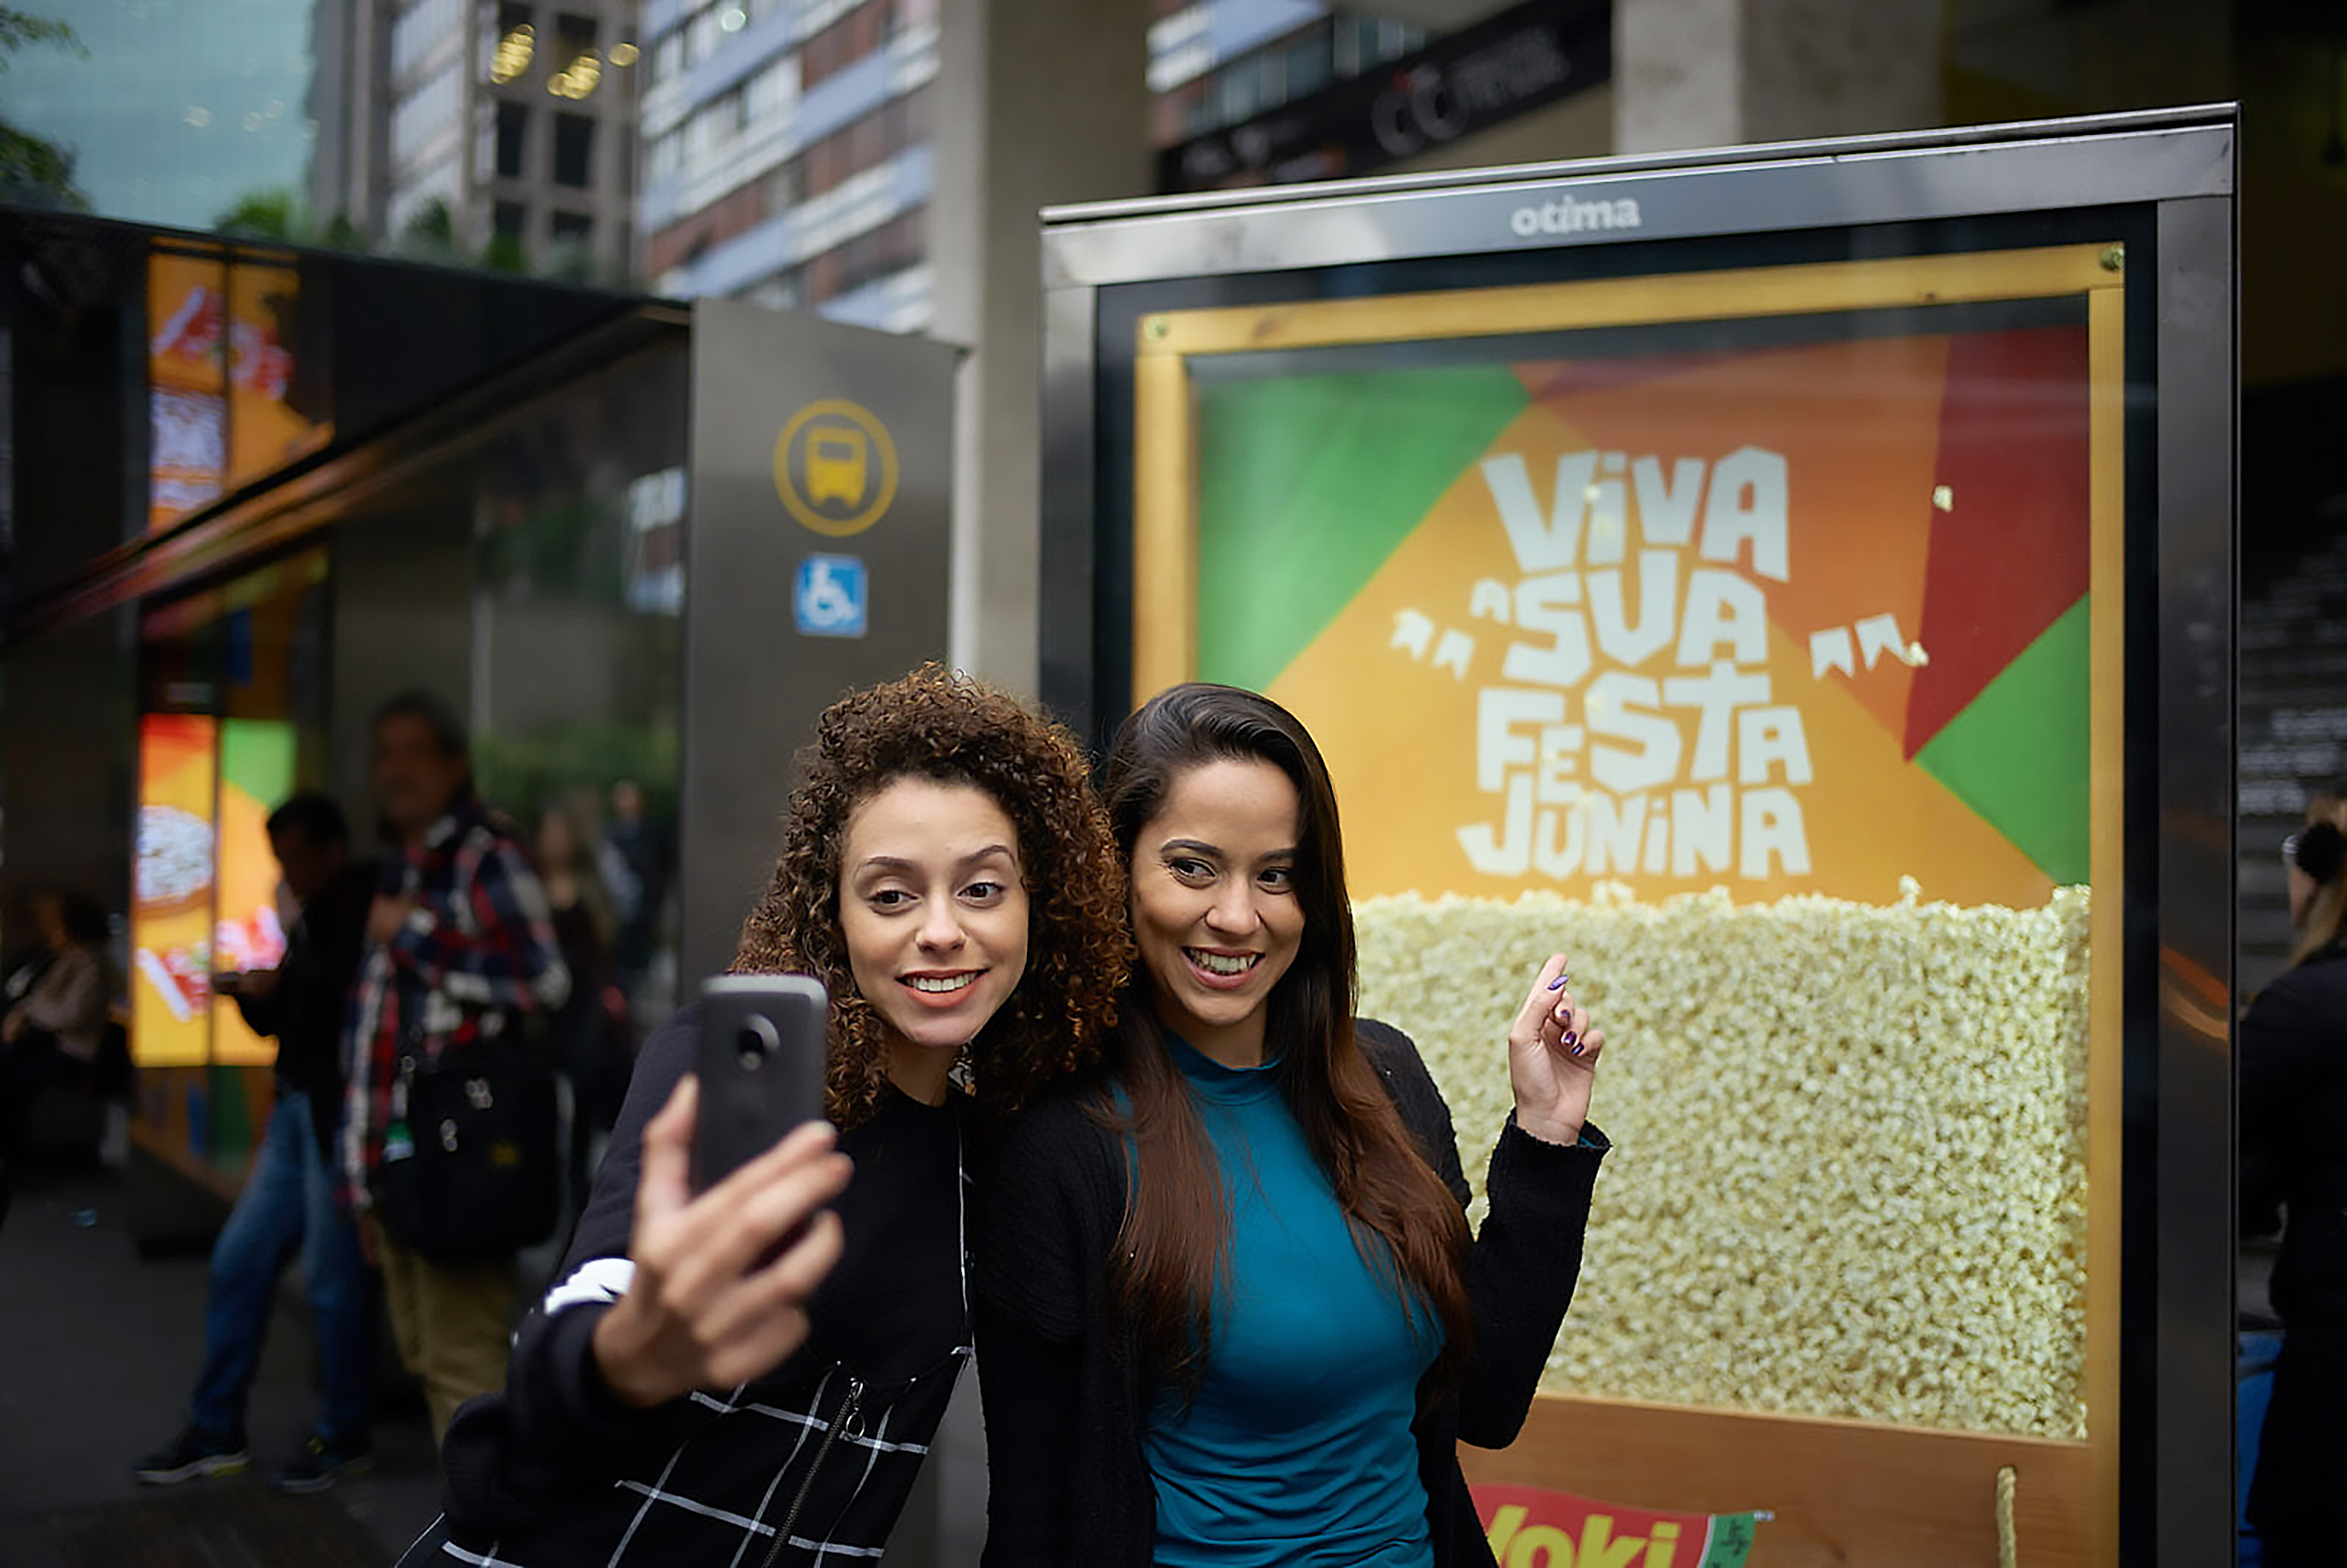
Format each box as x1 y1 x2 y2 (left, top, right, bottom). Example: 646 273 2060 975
1039 104 2238 1568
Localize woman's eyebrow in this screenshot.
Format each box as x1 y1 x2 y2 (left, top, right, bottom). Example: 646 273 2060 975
960 843 1019 869
1159 838 1222 859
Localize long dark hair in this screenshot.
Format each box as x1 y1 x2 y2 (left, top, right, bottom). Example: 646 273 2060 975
1097 683 1471 1397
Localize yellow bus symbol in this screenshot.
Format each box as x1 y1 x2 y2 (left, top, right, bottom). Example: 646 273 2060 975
805 425 868 506
775 398 898 538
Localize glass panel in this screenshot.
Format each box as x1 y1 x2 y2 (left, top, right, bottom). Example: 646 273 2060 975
471 347 689 1026
134 548 332 1179
1123 243 2126 1452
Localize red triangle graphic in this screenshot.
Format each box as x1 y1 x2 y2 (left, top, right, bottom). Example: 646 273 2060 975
1903 326 2092 758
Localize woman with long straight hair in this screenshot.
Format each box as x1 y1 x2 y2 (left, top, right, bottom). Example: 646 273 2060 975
973 682 1611 1567
401 665 1132 1567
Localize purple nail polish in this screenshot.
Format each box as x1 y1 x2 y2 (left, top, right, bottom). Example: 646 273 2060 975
1548 974 1569 992
1563 1030 1578 1047
1570 1042 1586 1057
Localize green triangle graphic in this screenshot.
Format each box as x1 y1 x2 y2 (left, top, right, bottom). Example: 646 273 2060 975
1194 364 1531 692
1914 595 2091 884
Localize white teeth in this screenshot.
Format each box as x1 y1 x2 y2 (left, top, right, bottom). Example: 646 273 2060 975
1186 950 1260 976
908 973 978 994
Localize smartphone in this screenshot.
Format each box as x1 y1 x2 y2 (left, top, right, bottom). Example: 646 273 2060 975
690 974 829 1196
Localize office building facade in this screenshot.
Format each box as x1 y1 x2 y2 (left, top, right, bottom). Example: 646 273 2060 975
634 0 940 327
312 0 642 279
629 0 1544 325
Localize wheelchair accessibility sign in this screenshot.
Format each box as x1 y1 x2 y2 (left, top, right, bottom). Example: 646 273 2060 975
774 398 898 538
794 554 868 638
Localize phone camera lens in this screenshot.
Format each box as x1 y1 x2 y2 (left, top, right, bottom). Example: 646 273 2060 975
736 1015 780 1071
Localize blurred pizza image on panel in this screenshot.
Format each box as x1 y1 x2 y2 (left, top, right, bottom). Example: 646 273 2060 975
139 804 215 912
133 714 220 1063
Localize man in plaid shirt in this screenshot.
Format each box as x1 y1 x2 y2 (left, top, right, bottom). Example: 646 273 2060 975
341 691 571 1446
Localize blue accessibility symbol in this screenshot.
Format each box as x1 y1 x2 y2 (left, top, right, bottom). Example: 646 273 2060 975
794 553 868 638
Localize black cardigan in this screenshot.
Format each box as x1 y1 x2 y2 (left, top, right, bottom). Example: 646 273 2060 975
970 1017 1608 1567
2242 945 2347 1325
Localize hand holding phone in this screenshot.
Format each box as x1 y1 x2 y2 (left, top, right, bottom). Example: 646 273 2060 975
590 1074 851 1409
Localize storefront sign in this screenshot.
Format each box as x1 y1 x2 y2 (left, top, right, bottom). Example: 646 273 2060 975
1162 0 1610 194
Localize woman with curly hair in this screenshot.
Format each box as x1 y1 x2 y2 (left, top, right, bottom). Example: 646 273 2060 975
402 664 1131 1568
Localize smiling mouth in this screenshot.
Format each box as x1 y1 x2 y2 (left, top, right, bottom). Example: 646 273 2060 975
903 971 981 994
1184 948 1262 978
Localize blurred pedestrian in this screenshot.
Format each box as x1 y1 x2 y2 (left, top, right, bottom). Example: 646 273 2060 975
135 792 381 1492
2241 814 2347 1568
600 779 669 1011
0 887 114 1159
535 800 632 1219
343 692 570 1448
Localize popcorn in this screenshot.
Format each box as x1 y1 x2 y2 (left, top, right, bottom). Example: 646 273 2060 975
1356 882 2091 1440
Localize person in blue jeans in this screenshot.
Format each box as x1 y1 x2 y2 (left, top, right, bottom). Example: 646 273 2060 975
135 792 381 1494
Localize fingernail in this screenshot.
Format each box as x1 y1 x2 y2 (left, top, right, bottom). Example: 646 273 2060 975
1570 1042 1586 1057
1548 975 1568 992
1563 1030 1578 1047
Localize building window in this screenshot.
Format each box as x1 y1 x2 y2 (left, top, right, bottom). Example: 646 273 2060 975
653 29 684 82
395 0 466 84
770 159 805 210
1181 81 1215 137
391 63 464 170
495 101 530 178
554 112 594 187
493 200 528 238
746 51 799 123
651 128 683 180
1219 56 1263 124
549 12 601 98
488 1 535 85
1285 29 1332 100
551 210 593 243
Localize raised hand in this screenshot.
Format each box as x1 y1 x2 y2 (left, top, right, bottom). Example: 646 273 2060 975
1504 952 1605 1148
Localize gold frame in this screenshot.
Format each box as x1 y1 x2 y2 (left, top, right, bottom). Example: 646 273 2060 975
1131 243 2129 1566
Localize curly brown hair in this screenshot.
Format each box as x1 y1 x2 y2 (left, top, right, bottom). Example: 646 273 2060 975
731 663 1132 1132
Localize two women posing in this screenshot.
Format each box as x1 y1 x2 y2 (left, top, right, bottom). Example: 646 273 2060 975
410 667 1611 1568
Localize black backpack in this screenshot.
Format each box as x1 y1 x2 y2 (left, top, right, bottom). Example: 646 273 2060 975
376 1020 560 1265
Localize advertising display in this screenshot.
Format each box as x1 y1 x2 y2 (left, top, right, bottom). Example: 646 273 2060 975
1041 110 2236 1566
147 244 331 531
132 712 219 1067
1149 263 2107 909
210 717 296 1066
147 250 230 528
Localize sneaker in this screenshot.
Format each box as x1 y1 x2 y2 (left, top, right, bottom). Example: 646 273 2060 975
274 1432 373 1495
134 1424 251 1485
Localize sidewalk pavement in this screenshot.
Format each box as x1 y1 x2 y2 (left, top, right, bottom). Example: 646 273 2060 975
0 1167 444 1567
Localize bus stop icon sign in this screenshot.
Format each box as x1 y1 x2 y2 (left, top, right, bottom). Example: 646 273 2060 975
774 398 899 538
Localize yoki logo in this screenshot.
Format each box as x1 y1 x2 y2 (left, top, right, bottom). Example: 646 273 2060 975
1475 1484 1762 1568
